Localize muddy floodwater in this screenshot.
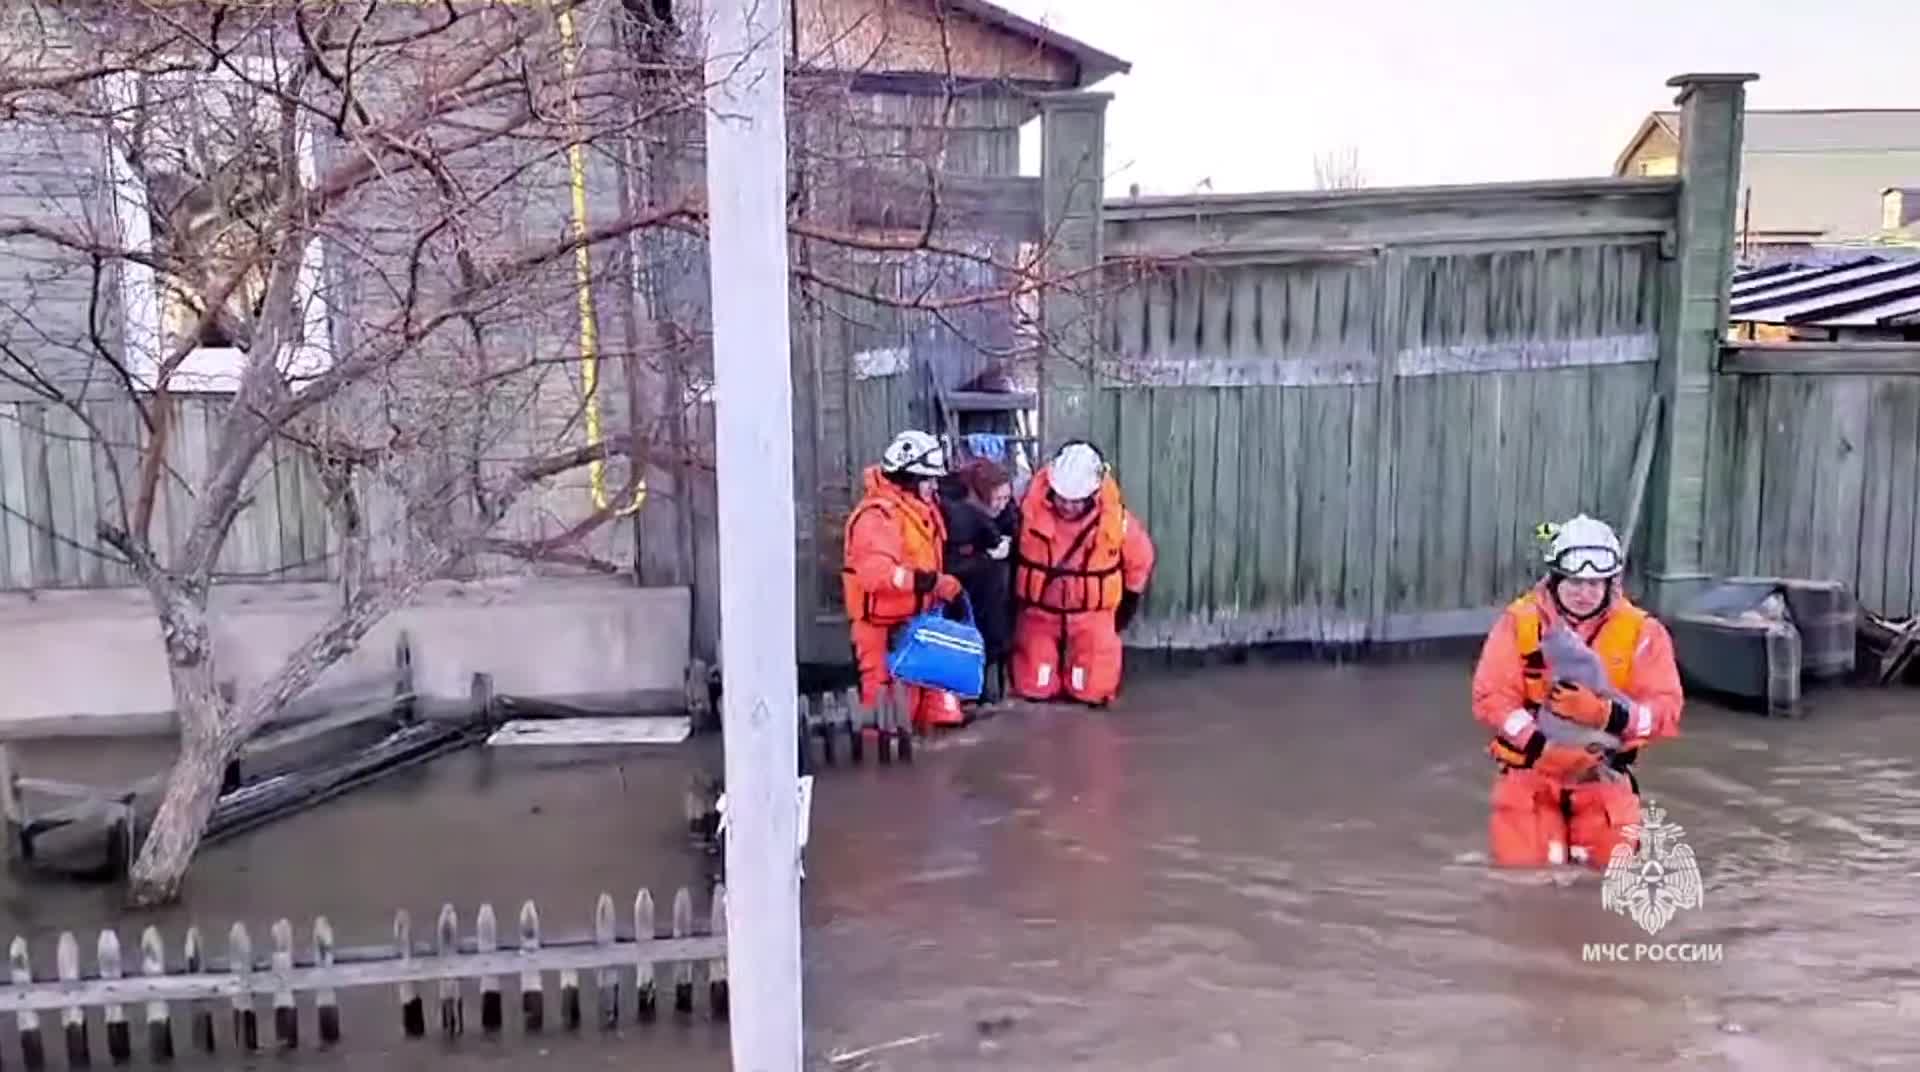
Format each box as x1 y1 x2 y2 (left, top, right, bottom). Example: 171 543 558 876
7 656 1920 1070
804 657 1920 1071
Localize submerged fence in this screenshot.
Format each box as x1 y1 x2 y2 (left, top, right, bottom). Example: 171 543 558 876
0 886 726 1067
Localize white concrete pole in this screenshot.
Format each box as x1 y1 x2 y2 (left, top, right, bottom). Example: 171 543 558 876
702 0 803 1069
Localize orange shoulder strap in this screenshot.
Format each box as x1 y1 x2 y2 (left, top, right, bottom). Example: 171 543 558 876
1592 601 1649 691
1508 595 1542 655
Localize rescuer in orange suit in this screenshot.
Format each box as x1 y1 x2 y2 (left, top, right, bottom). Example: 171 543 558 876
1471 514 1685 870
842 429 967 733
1011 440 1155 706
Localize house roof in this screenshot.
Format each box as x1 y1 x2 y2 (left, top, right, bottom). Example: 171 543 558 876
1617 109 1920 174
1730 254 1920 328
944 0 1130 84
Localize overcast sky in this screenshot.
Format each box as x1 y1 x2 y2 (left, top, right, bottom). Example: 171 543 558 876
998 0 1917 194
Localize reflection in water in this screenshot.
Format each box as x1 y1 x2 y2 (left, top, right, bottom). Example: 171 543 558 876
806 659 1920 1070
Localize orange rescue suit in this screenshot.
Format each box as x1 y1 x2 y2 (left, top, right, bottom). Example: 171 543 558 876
1010 467 1155 705
1470 583 1684 869
841 466 962 731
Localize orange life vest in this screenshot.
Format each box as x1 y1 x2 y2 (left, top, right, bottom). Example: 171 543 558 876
841 467 946 626
1510 590 1647 713
1013 467 1129 613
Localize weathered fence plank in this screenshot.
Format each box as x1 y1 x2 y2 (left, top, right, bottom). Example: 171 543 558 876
271 921 296 1050
59 932 86 1067
518 902 543 1033
100 930 128 1064
228 923 255 1051
13 936 43 1070
0 895 725 1021
314 918 339 1046
1706 365 1920 618
1093 227 1670 648
141 928 171 1063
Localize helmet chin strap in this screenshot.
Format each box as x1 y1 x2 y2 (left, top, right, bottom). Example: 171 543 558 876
1548 574 1613 623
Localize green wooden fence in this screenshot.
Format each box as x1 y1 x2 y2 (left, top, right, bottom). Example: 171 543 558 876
1709 344 1920 619
1088 180 1679 647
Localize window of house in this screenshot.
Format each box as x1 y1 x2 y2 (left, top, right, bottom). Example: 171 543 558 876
103 60 331 393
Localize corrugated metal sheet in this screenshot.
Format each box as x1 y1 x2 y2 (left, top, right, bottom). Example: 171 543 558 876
1731 254 1920 328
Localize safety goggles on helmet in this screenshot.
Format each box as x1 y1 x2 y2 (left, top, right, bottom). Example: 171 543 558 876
1549 544 1622 579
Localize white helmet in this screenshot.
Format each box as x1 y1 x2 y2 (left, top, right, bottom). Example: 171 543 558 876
1048 441 1106 501
881 429 947 477
1542 514 1623 579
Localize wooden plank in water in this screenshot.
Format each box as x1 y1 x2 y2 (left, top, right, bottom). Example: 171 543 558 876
594 895 619 1029
100 929 129 1063
14 936 44 1070
436 906 462 1038
229 924 256 1051
484 718 692 748
58 932 85 1067
518 902 544 1033
313 919 339 1046
271 921 296 1049
634 890 657 1022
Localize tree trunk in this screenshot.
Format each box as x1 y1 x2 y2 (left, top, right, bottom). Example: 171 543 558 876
125 724 237 908
126 594 235 908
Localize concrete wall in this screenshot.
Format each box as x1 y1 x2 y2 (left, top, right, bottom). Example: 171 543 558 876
0 578 690 732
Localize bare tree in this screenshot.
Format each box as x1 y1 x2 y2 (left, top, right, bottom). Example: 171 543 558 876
1312 146 1367 191
0 0 1138 904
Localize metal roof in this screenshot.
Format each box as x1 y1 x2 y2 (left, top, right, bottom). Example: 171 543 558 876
1731 254 1920 328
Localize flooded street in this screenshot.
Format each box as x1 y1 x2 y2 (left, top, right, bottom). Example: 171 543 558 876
805 657 1920 1071
3 656 1919 1070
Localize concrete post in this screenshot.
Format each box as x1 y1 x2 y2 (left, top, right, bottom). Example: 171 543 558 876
702 0 803 1067
1036 91 1111 456
1645 72 1755 614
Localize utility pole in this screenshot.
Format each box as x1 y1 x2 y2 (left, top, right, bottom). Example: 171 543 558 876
702 0 803 1068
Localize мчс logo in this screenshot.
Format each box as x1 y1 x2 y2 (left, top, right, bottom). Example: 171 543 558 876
1600 801 1704 936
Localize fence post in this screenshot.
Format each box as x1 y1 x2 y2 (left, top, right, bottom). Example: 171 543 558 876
1036 90 1113 456
13 937 42 1070
140 928 171 1062
58 933 85 1068
1647 72 1756 613
634 889 657 1022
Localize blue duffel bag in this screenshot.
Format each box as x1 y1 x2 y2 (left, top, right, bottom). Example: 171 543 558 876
887 593 987 699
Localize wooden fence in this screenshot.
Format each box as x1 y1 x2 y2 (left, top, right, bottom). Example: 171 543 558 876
0 393 634 591
1089 179 1678 647
1708 343 1920 619
0 886 726 1067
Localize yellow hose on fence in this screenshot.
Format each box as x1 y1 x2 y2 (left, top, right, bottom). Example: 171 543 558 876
554 0 646 517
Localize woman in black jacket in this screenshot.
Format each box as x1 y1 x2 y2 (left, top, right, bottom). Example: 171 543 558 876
941 459 1018 702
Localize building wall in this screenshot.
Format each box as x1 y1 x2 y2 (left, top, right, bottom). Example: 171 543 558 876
795 0 1076 83
0 1 649 589
1618 126 1679 178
